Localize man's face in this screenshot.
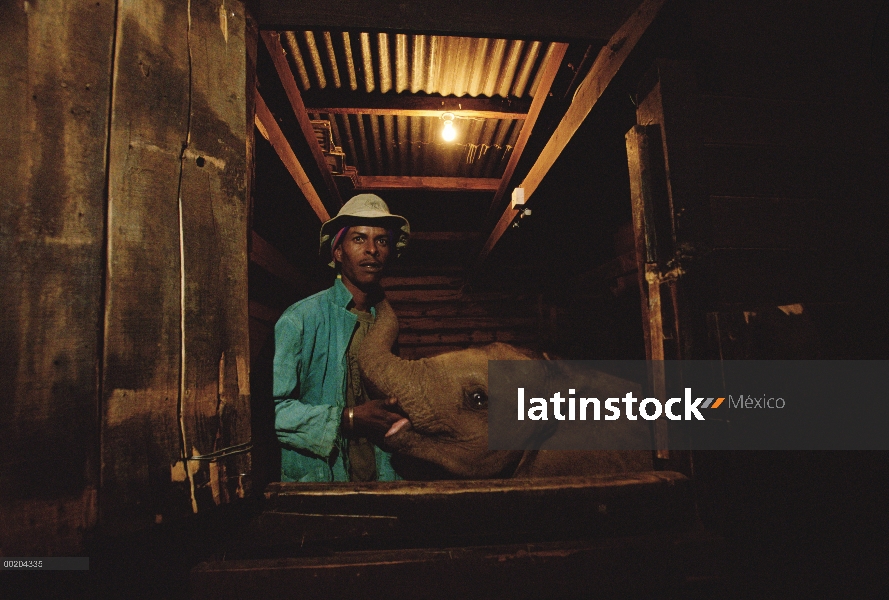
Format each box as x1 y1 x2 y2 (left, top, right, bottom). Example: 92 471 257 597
334 225 391 290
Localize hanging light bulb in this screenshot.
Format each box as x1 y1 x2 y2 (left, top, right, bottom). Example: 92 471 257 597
441 112 456 142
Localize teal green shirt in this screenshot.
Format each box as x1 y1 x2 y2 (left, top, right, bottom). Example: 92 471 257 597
273 277 398 482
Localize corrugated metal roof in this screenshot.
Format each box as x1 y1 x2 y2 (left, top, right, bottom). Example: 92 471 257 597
283 31 557 99
283 31 553 179
307 112 521 177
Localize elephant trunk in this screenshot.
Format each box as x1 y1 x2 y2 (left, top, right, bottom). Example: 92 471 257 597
359 299 426 407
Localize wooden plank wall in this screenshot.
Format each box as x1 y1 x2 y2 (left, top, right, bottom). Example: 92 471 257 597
245 268 541 361
0 0 114 556
386 275 540 359
634 60 889 360
385 235 544 357
1 0 253 554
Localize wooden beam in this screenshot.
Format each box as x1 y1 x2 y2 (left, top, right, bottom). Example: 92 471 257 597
193 533 715 599
385 265 466 277
385 289 515 303
356 176 499 192
255 0 640 41
486 43 568 220
248 300 284 324
381 275 463 288
474 0 668 271
304 93 529 120
312 108 523 119
261 31 342 208
409 232 484 242
254 91 330 222
250 231 310 290
391 301 530 318
385 289 464 303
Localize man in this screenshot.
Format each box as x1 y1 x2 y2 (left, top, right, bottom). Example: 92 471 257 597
273 194 410 482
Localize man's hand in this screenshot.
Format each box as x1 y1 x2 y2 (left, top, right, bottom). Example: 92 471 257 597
344 398 405 438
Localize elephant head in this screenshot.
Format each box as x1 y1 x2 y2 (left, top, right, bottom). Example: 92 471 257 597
359 300 653 479
358 299 533 478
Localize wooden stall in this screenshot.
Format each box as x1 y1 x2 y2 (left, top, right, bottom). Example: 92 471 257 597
2 0 887 597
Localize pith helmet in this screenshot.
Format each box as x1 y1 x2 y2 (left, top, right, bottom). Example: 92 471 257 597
319 194 410 267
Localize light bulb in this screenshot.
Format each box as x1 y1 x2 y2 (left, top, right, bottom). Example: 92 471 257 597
441 119 456 142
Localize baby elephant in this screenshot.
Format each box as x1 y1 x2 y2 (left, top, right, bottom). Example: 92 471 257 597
358 300 652 479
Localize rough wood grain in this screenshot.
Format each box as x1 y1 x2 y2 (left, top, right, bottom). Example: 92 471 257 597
0 0 114 555
103 0 193 530
179 0 252 513
103 0 251 531
384 281 540 356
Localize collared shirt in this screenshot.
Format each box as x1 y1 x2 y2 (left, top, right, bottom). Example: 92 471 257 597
273 277 398 482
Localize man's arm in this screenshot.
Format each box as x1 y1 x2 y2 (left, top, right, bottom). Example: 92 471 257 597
345 397 406 439
273 313 342 458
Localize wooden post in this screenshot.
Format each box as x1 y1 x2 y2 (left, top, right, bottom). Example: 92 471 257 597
627 61 706 465
626 125 669 457
103 0 251 531
246 12 258 250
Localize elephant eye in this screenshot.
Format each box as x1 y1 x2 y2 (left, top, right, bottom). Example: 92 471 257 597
468 390 488 409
